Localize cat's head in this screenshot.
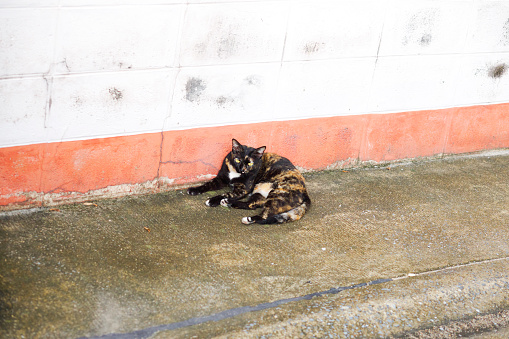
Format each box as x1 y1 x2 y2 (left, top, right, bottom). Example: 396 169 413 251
231 139 265 174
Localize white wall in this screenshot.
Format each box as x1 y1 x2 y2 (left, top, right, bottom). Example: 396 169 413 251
1 0 509 148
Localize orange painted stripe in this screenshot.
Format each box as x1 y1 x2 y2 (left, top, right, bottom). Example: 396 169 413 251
0 134 162 208
446 104 509 154
1 103 508 210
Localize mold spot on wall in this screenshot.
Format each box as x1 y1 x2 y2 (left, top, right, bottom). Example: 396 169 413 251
216 96 235 108
73 96 83 108
244 75 261 87
192 17 243 60
214 18 241 59
118 62 133 70
109 88 123 101
420 34 432 46
501 18 509 45
402 9 437 47
185 78 206 102
489 63 507 79
218 36 239 59
304 42 323 54
194 42 206 55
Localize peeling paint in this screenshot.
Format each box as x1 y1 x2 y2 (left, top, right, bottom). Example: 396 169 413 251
0 178 176 212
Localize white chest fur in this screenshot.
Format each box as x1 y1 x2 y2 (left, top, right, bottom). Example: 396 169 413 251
229 171 241 180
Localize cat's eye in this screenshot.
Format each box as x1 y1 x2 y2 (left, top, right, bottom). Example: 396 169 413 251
248 162 254 166
234 158 241 163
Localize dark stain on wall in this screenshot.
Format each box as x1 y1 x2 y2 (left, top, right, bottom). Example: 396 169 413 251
420 33 432 46
244 75 261 87
489 63 507 78
217 36 239 59
109 88 123 101
118 62 133 70
214 18 241 59
192 17 243 60
185 78 206 102
73 96 83 107
304 42 323 54
501 18 509 45
216 95 235 108
403 9 437 47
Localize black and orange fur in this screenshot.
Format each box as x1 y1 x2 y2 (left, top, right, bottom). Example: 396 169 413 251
187 139 311 224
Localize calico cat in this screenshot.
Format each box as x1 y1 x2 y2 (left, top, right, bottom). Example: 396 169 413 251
187 139 311 224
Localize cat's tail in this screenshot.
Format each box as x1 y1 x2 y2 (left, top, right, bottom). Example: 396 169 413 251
257 194 311 225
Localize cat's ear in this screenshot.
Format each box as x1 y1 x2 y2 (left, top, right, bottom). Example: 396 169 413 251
232 139 242 154
252 146 266 159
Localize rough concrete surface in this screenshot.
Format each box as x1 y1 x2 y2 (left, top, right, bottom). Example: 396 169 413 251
1 151 509 338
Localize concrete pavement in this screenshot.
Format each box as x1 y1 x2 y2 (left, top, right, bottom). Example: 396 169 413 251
1 150 509 338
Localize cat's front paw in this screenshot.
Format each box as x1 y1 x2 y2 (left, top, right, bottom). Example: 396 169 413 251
220 198 232 208
205 196 222 207
242 216 255 225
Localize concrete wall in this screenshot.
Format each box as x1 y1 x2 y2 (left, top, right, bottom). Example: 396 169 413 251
1 0 509 209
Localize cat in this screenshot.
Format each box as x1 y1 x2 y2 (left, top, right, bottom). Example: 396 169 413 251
187 139 311 224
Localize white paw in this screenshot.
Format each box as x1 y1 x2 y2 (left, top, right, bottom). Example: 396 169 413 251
220 198 230 207
205 199 211 206
242 217 253 225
